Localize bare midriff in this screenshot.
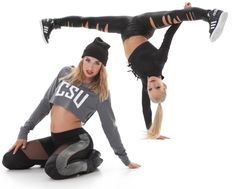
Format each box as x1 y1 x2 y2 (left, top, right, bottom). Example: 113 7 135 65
123 35 148 59
50 104 82 133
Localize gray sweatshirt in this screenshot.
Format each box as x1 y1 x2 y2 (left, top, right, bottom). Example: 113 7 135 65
18 66 130 166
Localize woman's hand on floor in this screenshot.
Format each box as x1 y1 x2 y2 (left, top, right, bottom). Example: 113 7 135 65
128 162 141 169
156 135 170 140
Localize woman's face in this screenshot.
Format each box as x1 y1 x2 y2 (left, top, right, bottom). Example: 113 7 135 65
82 56 102 82
147 76 167 100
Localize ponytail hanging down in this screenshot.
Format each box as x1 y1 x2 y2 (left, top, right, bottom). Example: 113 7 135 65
147 103 163 139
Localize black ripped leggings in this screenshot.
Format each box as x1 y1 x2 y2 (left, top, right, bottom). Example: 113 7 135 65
2 128 101 180
53 7 209 40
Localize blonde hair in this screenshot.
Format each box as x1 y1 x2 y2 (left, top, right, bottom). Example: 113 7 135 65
62 59 109 101
147 89 166 139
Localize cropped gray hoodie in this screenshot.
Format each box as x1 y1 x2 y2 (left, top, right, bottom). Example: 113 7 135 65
18 66 130 166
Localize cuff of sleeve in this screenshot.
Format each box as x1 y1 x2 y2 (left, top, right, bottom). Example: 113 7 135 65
120 155 131 166
17 126 29 140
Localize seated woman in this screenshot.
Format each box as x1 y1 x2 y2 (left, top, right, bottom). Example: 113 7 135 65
2 37 140 180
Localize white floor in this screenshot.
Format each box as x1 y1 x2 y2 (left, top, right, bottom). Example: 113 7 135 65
1 0 235 189
1 132 235 189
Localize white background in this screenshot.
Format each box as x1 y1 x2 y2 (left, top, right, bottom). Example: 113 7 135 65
0 0 234 188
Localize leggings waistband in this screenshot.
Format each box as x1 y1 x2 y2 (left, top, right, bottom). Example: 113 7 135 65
51 128 90 147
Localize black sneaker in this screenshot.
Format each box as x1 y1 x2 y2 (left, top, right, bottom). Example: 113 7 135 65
87 150 103 172
208 9 228 42
80 149 103 174
41 19 60 43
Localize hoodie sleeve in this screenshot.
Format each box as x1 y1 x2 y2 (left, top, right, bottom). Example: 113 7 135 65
17 66 72 139
96 94 131 166
159 23 181 60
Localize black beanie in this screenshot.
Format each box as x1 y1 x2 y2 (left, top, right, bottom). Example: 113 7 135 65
82 37 110 66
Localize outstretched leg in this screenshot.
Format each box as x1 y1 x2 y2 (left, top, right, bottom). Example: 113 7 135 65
135 7 228 42
41 16 131 43
41 7 227 43
136 8 208 28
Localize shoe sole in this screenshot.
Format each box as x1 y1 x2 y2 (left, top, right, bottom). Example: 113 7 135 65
210 12 228 42
40 20 49 44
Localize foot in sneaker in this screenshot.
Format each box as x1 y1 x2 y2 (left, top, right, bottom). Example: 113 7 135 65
41 19 60 43
85 149 103 173
208 9 228 42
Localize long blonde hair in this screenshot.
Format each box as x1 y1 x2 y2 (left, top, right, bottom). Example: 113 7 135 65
62 60 109 101
147 89 166 139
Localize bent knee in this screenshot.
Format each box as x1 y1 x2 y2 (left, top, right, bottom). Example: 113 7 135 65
44 155 65 180
2 150 34 170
